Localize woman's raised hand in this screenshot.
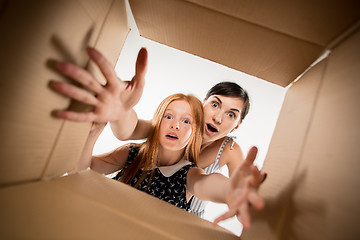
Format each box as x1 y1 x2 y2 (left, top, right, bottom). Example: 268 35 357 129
214 146 266 229
51 47 148 123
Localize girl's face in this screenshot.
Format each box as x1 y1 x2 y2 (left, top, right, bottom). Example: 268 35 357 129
202 95 244 143
159 100 193 152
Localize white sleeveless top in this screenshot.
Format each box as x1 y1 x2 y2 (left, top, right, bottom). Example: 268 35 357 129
188 136 235 217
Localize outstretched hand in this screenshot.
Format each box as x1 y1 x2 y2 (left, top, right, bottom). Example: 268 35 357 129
51 47 148 123
214 146 266 229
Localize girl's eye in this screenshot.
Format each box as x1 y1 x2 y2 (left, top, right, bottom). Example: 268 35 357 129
164 114 172 119
183 119 191 124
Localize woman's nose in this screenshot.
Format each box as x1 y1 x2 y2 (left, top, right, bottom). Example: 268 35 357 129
213 113 222 124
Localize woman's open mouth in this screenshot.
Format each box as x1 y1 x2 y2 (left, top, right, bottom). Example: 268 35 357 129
206 124 218 134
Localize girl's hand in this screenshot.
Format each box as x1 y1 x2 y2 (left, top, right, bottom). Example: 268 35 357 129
51 47 148 123
214 146 266 229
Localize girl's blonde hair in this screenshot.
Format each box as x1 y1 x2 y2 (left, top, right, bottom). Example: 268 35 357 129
120 93 204 187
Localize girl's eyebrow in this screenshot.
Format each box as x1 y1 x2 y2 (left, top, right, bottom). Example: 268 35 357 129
214 96 240 113
166 108 193 118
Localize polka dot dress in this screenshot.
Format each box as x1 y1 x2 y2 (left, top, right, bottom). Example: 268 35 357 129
113 145 197 211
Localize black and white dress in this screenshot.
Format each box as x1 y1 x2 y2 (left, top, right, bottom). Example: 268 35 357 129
113 145 197 211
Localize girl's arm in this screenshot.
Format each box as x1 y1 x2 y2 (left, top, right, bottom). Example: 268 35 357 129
187 168 229 203
68 122 129 175
90 144 130 175
69 122 106 174
187 147 265 229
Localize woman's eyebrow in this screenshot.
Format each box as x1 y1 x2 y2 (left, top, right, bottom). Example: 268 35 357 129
214 96 240 113
214 96 222 104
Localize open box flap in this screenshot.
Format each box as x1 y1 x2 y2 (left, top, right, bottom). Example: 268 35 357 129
242 27 360 240
0 170 238 239
0 0 129 185
129 0 360 87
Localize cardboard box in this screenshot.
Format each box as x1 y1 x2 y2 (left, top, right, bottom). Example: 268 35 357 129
1 0 359 239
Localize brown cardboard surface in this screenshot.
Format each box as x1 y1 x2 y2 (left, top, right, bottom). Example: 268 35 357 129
130 0 323 87
0 1 107 185
0 0 129 184
187 0 360 47
1 1 359 239
242 28 360 240
43 0 130 180
0 170 238 239
241 53 327 240
87 0 130 86
283 28 360 240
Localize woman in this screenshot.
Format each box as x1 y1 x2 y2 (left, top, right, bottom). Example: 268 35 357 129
52 47 265 228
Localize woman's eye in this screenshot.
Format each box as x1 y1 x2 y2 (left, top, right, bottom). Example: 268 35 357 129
211 102 219 108
228 112 236 118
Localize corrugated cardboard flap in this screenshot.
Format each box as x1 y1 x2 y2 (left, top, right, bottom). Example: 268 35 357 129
242 26 360 240
0 170 238 239
0 0 130 185
129 0 360 87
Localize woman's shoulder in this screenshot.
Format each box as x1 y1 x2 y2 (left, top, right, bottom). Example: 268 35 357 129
206 136 241 154
218 137 244 167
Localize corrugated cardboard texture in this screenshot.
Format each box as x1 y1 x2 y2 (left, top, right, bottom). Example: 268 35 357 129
187 0 360 47
241 59 326 240
0 170 238 239
43 0 130 180
242 28 360 240
0 0 129 185
129 0 360 87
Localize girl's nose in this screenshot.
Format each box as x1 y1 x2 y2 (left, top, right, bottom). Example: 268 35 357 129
171 120 180 130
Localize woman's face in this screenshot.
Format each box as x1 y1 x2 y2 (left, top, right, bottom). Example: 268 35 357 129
159 100 193 152
202 95 244 143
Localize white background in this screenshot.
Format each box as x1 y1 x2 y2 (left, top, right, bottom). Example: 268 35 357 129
93 1 287 236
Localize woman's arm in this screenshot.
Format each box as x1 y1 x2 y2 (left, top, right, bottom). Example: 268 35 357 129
111 118 152 140
52 47 151 141
52 47 147 125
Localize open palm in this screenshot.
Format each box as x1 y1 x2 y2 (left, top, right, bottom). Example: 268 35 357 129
52 47 147 123
214 146 266 229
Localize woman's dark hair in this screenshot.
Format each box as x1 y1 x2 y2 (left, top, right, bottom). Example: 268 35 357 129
205 81 250 122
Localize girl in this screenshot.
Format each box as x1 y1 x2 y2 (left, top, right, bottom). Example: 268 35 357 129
64 92 260 222
52 47 265 228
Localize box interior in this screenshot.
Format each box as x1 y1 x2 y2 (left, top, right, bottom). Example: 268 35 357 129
1 0 360 239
